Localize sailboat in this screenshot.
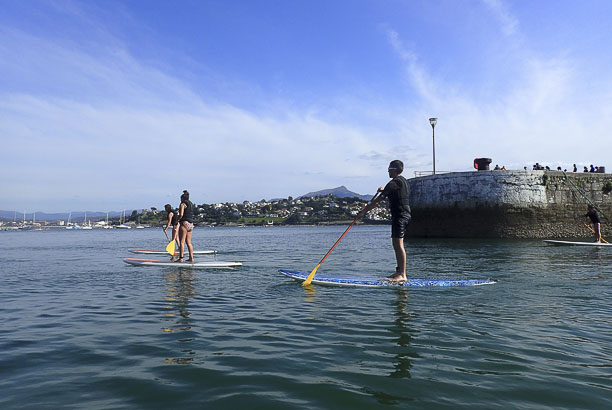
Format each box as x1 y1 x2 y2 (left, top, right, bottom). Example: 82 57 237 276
66 212 74 229
66 212 81 229
103 211 113 229
116 210 131 229
82 211 93 229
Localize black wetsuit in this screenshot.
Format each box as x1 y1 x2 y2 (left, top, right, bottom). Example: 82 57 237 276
180 200 194 223
586 209 600 224
382 175 411 238
168 209 179 226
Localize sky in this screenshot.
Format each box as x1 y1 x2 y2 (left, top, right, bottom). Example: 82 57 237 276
2 0 612 212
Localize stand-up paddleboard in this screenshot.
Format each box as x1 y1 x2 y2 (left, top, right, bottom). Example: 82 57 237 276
278 270 496 288
543 240 612 247
124 258 241 268
128 249 217 255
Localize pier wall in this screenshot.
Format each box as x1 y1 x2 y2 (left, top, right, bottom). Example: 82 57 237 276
406 171 612 238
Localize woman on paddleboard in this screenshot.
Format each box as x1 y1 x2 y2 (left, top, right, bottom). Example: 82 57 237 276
361 160 411 282
163 204 180 257
585 204 602 243
177 190 195 262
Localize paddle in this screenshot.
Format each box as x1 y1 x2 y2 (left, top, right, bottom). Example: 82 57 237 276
583 223 608 243
163 228 176 255
303 192 381 286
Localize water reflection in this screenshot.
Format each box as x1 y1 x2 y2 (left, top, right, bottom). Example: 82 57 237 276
302 283 316 303
163 270 197 364
388 288 416 379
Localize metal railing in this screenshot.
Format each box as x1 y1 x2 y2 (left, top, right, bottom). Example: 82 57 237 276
414 171 453 177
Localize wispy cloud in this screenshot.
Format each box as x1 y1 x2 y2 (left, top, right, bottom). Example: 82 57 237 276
481 0 519 37
2 1 612 211
0 25 391 210
382 1 612 173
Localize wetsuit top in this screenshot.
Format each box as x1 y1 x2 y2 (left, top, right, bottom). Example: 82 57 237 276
168 209 179 226
586 209 601 224
180 200 194 223
382 175 411 218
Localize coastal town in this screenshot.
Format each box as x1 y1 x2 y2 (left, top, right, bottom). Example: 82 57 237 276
0 193 392 230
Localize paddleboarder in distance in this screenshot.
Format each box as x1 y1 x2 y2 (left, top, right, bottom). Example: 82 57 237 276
163 204 180 259
177 190 196 262
361 160 412 282
585 204 601 243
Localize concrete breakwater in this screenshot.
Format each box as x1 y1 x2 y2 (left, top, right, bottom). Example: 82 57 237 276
407 170 612 238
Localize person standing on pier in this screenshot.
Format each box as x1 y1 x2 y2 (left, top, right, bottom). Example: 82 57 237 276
361 160 411 282
585 204 602 243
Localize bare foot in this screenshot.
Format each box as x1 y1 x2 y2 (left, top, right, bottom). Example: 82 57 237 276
387 273 407 282
387 267 400 278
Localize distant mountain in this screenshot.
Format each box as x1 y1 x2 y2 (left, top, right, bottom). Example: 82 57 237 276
0 210 133 222
298 186 372 201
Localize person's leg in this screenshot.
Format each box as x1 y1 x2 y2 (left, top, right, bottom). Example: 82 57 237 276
172 226 179 248
178 224 186 260
186 229 194 261
594 223 601 242
387 217 408 281
392 237 406 279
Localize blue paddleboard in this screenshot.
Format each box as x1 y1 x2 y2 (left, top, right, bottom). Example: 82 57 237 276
279 269 496 288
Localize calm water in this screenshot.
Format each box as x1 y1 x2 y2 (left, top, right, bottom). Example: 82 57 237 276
1 226 611 409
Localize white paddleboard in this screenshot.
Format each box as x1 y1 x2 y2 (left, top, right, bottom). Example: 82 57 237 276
124 258 241 268
543 240 612 247
128 249 217 255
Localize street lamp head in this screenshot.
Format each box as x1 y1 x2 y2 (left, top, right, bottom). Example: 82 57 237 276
429 117 437 128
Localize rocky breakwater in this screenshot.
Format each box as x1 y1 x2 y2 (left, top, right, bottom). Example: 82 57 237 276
406 170 612 238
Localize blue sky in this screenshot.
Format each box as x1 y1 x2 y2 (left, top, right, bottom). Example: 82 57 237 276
2 0 612 212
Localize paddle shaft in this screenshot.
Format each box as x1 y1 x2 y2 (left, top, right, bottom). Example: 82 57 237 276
583 223 608 243
303 192 381 286
163 229 171 242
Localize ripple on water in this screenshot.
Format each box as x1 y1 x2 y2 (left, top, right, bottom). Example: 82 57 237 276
1 228 612 409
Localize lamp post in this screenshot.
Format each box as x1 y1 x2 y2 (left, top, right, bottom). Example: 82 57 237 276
429 117 437 175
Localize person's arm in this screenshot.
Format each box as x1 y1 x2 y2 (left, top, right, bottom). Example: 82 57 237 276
164 212 173 231
359 187 386 216
178 203 185 221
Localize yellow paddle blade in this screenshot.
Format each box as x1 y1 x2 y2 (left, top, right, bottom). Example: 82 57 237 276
302 264 320 286
166 240 176 255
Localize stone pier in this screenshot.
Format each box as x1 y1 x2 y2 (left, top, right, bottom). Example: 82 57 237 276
406 170 612 238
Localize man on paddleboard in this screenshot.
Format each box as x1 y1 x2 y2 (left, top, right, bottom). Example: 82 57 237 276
585 204 602 243
362 160 411 281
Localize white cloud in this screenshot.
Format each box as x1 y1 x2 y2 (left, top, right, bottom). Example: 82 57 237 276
481 0 519 37
382 3 612 174
3 2 612 212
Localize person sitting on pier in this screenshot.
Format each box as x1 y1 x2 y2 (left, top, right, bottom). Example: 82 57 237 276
573 164 577 172
494 164 500 170
590 164 595 172
584 166 588 172
585 204 602 243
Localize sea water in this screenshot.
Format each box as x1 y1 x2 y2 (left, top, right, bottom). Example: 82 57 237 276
0 226 610 409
